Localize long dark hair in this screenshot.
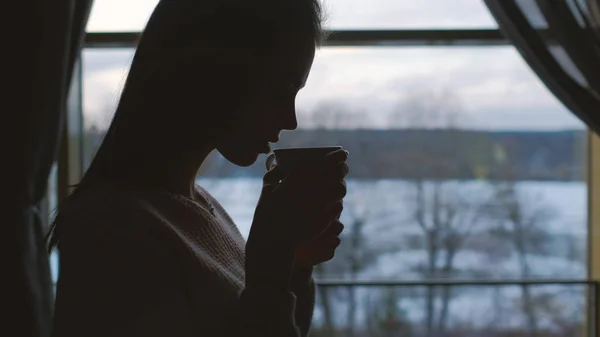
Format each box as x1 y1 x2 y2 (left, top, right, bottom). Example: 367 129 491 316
47 0 326 252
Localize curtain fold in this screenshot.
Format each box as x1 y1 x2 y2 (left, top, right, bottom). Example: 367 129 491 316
484 0 600 133
7 1 92 336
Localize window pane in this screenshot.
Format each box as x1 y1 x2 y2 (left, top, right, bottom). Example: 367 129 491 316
83 46 587 284
86 0 497 32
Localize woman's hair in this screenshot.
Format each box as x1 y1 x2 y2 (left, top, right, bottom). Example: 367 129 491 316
47 0 327 252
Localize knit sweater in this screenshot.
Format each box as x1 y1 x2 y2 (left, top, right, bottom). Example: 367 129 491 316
51 184 316 337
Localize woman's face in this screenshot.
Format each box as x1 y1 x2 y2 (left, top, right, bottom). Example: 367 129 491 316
215 32 316 167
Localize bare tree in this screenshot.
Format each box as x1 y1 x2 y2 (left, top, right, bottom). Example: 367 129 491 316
301 101 370 130
341 183 394 336
389 89 467 130
486 181 556 337
308 100 403 336
389 89 486 336
315 173 396 337
405 180 484 336
370 287 413 337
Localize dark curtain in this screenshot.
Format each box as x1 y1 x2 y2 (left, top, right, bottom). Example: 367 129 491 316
6 1 92 336
484 0 600 133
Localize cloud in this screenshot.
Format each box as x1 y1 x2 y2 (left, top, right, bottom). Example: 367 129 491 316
297 46 584 130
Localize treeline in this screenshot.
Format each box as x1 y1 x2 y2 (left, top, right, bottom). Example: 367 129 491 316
198 129 586 181
83 128 587 181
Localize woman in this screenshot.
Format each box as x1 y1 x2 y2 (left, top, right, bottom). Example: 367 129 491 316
49 0 348 336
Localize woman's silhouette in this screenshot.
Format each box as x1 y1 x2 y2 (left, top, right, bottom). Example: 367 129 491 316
49 0 348 336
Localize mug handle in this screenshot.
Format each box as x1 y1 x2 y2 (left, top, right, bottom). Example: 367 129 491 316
265 152 276 171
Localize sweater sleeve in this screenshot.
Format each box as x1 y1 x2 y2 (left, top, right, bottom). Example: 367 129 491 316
238 250 309 337
237 267 315 337
238 288 303 336
290 268 316 337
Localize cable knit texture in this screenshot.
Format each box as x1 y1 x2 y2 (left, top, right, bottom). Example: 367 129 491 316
51 184 315 337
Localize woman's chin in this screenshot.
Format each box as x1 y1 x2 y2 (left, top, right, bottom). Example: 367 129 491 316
226 151 260 167
217 144 264 167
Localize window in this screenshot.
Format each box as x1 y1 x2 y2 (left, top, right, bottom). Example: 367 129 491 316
83 47 587 265
74 1 592 335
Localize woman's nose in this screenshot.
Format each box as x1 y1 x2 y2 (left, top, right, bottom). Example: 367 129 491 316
282 106 298 131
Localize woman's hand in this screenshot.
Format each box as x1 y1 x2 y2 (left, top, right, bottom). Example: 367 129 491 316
294 219 344 270
250 149 348 246
245 149 349 287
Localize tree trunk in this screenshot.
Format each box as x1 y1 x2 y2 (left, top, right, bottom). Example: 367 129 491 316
437 249 457 336
515 231 538 337
365 294 375 336
346 287 356 337
521 284 538 337
424 290 433 337
347 222 363 337
316 265 336 337
426 183 443 337
492 286 503 334
425 240 437 337
415 180 439 337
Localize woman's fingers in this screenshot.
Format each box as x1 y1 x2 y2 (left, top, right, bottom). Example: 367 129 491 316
335 180 347 199
324 149 349 166
319 182 347 210
332 219 344 236
339 162 349 178
324 219 344 237
328 162 350 178
302 207 344 243
312 220 344 247
294 181 346 217
325 235 342 248
263 164 287 185
327 200 344 219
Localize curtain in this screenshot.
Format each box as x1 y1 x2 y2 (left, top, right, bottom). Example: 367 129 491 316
484 0 600 133
6 1 93 336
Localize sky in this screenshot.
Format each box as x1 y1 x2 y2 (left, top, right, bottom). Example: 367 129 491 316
86 0 499 31
82 0 585 131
